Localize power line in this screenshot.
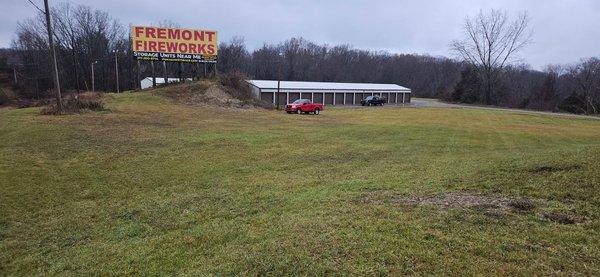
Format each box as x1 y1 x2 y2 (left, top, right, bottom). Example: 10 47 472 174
25 0 45 14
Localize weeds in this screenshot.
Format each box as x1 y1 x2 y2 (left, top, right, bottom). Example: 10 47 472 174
508 198 537 212
543 212 585 225
40 92 105 115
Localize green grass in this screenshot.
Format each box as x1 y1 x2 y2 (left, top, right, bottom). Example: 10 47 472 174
1 92 599 275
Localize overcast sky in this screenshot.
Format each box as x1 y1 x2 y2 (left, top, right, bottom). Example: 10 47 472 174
2 0 599 69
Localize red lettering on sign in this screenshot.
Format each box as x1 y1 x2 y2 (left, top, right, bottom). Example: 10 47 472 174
196 44 206 54
206 44 215 55
146 27 156 38
206 31 215 42
178 43 188 52
181 30 192 40
157 28 166 39
148 41 157 51
188 44 197 53
193 31 204 41
166 42 177 52
135 26 144 38
158 41 166 52
168 29 180 40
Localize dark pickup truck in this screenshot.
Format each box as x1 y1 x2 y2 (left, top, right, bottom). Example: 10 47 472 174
361 96 387 106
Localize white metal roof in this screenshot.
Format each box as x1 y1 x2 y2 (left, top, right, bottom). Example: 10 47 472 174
247 80 411 92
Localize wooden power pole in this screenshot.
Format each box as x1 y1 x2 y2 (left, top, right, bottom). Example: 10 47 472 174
44 0 62 112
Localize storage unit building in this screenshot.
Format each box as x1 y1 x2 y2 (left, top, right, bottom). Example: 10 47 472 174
247 80 411 106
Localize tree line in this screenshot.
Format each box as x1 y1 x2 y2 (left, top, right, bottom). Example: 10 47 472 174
3 3 599 114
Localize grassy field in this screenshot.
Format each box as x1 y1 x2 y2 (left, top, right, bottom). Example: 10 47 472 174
1 91 600 275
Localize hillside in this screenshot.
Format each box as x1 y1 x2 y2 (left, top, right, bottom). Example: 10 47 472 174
147 77 272 109
0 91 599 275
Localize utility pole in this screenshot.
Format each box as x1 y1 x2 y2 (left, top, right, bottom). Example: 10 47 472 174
44 0 62 112
91 61 97 92
163 61 167 85
13 68 17 84
277 80 281 109
114 52 119 93
178 62 182 82
276 52 283 109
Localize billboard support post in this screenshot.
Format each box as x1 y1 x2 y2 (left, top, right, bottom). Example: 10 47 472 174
151 61 156 88
178 62 182 82
163 61 167 85
136 60 141 89
195 63 200 80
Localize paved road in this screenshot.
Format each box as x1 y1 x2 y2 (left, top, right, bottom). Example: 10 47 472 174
410 98 600 120
323 98 599 120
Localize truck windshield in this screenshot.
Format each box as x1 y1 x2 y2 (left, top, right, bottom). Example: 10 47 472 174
293 99 310 104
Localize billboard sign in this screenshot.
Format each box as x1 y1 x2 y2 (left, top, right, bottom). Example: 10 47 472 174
131 26 217 63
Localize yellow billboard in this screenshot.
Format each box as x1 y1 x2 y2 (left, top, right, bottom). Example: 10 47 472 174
131 26 218 63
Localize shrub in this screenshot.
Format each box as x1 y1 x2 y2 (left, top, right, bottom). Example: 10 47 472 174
0 88 9 105
219 70 274 109
41 92 105 115
219 70 254 101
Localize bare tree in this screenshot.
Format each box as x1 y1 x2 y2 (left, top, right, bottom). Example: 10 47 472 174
569 58 600 114
451 9 532 104
219 37 250 73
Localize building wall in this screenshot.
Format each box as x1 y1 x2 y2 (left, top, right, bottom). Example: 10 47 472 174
313 93 323 104
256 89 411 105
260 92 272 102
325 93 334 105
250 85 261 99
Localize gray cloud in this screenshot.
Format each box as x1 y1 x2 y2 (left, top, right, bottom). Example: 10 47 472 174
2 0 599 69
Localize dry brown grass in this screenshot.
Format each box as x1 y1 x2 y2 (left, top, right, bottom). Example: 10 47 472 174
155 77 274 109
40 92 105 115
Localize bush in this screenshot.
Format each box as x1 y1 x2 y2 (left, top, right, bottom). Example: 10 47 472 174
0 88 9 105
219 70 274 109
219 70 254 101
41 92 105 115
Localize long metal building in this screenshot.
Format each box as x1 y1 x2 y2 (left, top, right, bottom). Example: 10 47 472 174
247 80 411 106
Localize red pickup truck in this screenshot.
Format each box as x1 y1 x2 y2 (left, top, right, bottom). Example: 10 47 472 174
285 99 324 115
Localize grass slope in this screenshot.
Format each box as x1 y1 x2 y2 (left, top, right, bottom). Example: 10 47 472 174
1 91 599 275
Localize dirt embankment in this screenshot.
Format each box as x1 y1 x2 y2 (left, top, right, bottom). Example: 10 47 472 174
154 74 273 109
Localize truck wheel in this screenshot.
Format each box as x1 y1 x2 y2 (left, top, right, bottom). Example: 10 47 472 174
314 108 320 115
296 109 302 114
